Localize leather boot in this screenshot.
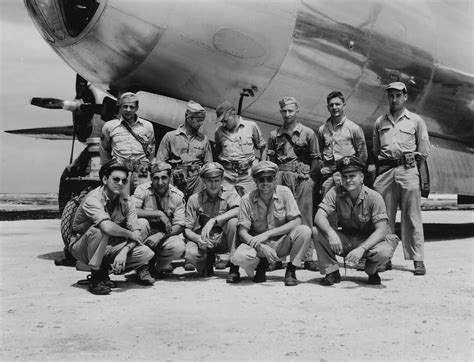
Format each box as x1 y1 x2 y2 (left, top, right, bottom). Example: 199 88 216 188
320 270 341 286
226 263 241 283
253 258 268 283
201 253 215 277
284 262 298 286
88 269 111 295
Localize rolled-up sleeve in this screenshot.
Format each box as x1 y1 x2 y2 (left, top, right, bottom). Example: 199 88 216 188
237 196 252 230
252 123 266 149
372 117 382 158
353 126 368 165
283 189 301 221
99 123 112 164
318 188 338 216
125 199 140 231
172 197 186 227
132 184 147 209
226 188 241 209
371 192 388 224
308 129 321 160
415 115 431 160
185 195 199 230
156 133 170 162
82 196 110 227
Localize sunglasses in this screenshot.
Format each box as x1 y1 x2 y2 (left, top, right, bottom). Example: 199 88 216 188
111 176 128 185
257 176 274 183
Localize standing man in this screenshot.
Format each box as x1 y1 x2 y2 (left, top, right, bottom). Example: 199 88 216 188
100 92 155 192
373 82 431 275
69 160 155 295
184 163 240 278
231 161 312 286
267 97 321 271
133 162 186 277
157 100 213 200
318 91 367 195
214 100 266 196
314 156 399 286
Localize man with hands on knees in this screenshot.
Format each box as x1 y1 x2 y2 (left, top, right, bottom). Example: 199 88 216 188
184 162 240 278
69 160 155 295
231 161 312 286
133 161 186 277
313 156 399 286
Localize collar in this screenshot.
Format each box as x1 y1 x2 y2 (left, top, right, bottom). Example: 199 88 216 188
387 108 410 123
251 186 280 204
120 115 142 125
100 186 129 207
336 184 368 204
276 122 303 137
325 116 347 130
177 124 203 138
202 185 226 202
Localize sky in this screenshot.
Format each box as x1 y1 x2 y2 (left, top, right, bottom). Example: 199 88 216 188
0 1 84 193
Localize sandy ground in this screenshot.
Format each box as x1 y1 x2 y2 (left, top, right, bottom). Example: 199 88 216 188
0 217 473 360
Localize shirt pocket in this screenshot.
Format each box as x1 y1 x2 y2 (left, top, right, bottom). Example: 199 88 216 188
379 126 393 147
190 144 205 157
272 202 287 223
398 124 416 149
239 136 254 155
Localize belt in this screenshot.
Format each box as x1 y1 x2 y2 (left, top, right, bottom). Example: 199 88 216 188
277 162 310 174
221 159 252 174
377 158 404 167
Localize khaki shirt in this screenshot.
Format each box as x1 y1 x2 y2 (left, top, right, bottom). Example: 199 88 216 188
100 117 155 166
319 185 388 235
267 122 320 164
318 117 367 165
238 185 300 240
133 183 185 227
157 125 212 167
373 109 431 161
185 185 240 231
73 186 140 235
214 118 266 163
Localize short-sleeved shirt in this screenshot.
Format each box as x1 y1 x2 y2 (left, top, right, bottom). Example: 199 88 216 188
73 186 140 235
157 125 212 167
214 118 266 163
318 117 367 165
100 117 155 165
185 185 240 231
133 183 185 227
267 123 320 165
238 185 301 239
319 185 388 236
372 109 431 161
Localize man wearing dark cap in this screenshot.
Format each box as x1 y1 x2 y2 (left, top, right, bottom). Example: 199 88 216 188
266 97 321 272
318 91 367 195
69 160 155 295
100 92 155 192
231 161 312 286
313 156 399 286
373 82 431 275
184 162 240 278
157 100 213 200
133 161 186 277
214 100 266 195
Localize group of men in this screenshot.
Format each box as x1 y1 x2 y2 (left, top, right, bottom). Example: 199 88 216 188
67 81 431 295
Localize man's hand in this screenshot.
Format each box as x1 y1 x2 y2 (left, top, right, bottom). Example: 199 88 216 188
248 233 269 248
346 246 365 264
111 248 128 274
144 232 165 249
201 218 216 242
129 230 142 244
258 244 279 263
196 237 213 250
328 234 343 255
158 213 172 234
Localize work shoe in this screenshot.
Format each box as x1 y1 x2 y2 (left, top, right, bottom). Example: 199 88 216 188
137 265 155 285
303 260 319 271
253 258 269 283
201 254 215 277
100 264 118 288
320 270 341 286
367 272 381 285
284 263 298 286
215 258 230 270
160 264 174 273
413 261 426 275
267 260 283 271
184 262 195 271
103 274 118 288
88 269 111 295
356 257 367 271
377 259 392 272
226 264 241 284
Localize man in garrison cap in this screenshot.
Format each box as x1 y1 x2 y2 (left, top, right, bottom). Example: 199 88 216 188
313 156 399 286
69 160 155 295
372 82 431 276
100 92 156 193
231 161 312 286
157 100 213 201
266 96 321 272
183 162 241 278
133 161 186 277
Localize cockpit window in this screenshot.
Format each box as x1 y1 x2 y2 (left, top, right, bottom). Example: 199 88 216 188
60 0 100 37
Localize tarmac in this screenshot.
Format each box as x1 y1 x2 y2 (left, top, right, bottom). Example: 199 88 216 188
0 213 473 360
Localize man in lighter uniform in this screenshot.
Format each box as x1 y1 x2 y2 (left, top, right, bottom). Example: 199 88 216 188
157 100 212 200
100 92 155 192
133 162 186 277
373 82 431 275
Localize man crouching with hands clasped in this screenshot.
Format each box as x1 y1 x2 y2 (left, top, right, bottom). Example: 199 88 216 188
313 156 399 286
231 161 312 286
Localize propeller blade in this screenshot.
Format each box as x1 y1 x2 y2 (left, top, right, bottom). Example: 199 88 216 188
30 97 64 109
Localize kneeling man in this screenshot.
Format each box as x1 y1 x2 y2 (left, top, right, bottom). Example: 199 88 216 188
231 161 312 286
69 160 155 295
133 162 186 277
184 162 240 277
314 156 399 286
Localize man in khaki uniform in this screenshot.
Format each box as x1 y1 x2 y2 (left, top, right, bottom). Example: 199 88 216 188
184 163 240 278
314 156 399 286
231 161 312 286
157 100 213 200
133 162 186 277
373 82 431 275
267 97 321 271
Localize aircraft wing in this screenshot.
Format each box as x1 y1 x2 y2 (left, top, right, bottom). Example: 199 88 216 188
5 126 74 140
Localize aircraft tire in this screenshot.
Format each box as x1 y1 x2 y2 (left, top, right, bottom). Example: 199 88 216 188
60 191 88 248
